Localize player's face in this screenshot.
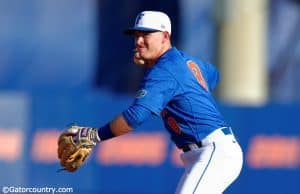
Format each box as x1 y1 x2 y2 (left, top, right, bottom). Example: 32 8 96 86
134 31 168 66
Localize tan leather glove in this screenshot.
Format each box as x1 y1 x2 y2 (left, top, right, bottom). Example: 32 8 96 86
57 125 99 172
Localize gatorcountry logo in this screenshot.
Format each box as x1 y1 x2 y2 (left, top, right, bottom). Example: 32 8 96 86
135 89 147 98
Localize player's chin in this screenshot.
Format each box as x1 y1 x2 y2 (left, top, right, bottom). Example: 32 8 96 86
138 49 149 58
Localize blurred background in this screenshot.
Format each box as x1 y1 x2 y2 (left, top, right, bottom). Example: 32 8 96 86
0 0 299 194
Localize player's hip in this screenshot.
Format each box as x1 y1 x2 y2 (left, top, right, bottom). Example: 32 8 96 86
179 127 239 151
179 131 243 166
176 134 243 194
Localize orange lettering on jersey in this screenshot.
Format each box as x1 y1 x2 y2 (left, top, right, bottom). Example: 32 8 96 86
161 109 168 117
167 117 181 134
187 60 208 91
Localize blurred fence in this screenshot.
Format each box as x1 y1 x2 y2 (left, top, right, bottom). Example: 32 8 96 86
0 92 299 194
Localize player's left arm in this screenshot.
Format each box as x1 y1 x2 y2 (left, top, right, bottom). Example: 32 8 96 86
97 103 152 140
105 69 177 137
98 104 151 138
57 103 152 172
106 114 133 136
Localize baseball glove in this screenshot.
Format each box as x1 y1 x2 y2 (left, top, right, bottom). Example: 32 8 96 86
57 125 99 172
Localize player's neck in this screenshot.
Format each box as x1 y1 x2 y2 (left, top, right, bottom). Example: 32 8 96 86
146 44 172 67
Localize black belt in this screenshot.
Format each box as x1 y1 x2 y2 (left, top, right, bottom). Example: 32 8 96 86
182 142 202 152
181 127 233 152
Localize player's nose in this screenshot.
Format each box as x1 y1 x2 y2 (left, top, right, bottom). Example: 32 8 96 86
135 36 144 46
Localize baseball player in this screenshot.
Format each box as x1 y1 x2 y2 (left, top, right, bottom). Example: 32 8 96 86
58 11 243 194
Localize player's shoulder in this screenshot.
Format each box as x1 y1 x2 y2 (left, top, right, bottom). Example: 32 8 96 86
180 50 217 70
145 61 173 80
181 51 203 65
147 48 179 75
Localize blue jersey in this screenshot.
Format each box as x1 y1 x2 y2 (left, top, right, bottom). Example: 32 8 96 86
133 47 227 148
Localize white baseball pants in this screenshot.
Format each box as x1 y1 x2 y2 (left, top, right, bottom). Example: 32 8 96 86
175 128 243 194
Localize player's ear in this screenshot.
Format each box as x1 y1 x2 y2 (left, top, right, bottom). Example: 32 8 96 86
162 31 170 43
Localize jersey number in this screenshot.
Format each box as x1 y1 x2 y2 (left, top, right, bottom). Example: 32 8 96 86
187 60 208 91
161 109 181 134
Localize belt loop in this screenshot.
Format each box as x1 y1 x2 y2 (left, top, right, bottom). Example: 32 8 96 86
221 127 232 135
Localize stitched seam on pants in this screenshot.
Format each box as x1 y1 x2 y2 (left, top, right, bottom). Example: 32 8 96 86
193 142 216 194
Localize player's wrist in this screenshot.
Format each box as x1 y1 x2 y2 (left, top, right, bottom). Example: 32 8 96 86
97 123 115 142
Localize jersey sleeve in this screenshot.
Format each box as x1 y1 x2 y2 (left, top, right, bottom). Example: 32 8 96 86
133 68 178 116
122 104 152 128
